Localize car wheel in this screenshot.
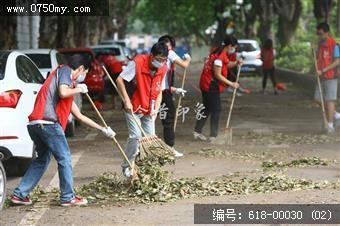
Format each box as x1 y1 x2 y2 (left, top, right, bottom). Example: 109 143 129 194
0 161 6 210
4 158 33 177
65 120 75 137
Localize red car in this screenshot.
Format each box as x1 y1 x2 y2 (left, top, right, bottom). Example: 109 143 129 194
59 48 105 95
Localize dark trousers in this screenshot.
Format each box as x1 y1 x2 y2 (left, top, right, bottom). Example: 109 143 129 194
194 91 221 137
262 67 276 90
161 90 176 147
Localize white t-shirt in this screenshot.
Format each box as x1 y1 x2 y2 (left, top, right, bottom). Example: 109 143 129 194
162 50 180 90
119 60 165 89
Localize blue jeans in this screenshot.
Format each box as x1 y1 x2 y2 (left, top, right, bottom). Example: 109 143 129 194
122 112 155 169
13 124 74 203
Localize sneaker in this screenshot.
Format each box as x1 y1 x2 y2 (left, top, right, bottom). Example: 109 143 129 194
173 149 184 157
193 132 207 141
209 136 217 143
61 196 88 207
10 195 32 206
327 126 335 134
122 167 132 177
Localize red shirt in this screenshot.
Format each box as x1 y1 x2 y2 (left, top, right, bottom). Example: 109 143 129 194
261 48 275 69
29 65 74 130
131 55 167 115
199 50 229 93
317 37 337 80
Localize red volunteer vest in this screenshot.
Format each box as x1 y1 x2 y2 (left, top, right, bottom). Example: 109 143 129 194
131 55 167 115
28 65 74 130
317 37 337 80
199 50 229 93
261 48 274 69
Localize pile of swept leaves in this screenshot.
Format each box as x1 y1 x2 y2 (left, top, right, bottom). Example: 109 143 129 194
240 132 340 145
262 157 330 170
76 161 340 204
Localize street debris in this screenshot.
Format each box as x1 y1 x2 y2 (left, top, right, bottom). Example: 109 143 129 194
262 157 331 170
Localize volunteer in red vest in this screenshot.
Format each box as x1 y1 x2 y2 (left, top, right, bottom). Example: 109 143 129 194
261 38 278 95
116 42 168 177
315 22 340 133
158 35 191 157
11 55 116 207
194 36 240 142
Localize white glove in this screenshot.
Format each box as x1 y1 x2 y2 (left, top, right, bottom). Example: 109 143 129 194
77 84 88 94
174 88 187 97
101 127 116 138
183 53 191 61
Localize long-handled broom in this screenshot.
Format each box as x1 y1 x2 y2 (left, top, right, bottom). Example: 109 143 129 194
101 66 175 164
224 65 241 145
311 47 328 131
174 68 188 132
84 93 139 178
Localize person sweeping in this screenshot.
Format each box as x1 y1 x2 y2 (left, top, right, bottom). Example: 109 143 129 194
158 35 191 157
10 55 116 207
115 42 169 177
193 35 240 142
314 22 340 134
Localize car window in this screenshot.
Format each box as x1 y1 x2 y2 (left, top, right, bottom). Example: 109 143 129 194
26 54 52 69
238 43 258 52
0 52 10 80
16 55 45 84
92 48 121 57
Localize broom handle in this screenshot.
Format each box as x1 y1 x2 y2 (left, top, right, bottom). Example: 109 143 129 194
174 68 188 132
226 65 241 129
312 47 328 130
102 65 149 137
85 93 134 169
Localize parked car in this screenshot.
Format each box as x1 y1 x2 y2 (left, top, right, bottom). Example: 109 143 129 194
237 39 263 75
22 49 81 137
90 44 128 68
21 49 64 79
59 48 105 96
0 51 45 176
0 160 6 210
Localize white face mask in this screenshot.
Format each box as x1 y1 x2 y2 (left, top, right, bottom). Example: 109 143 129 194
151 59 164 69
76 74 86 83
226 28 234 34
228 48 236 54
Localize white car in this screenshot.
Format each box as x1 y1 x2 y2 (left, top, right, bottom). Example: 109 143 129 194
22 49 81 137
90 44 128 66
21 49 64 79
0 51 45 176
237 39 263 75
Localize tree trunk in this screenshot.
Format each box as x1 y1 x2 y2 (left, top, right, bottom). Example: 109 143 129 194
274 0 302 47
244 4 257 38
256 0 274 45
313 0 334 23
56 16 75 48
337 0 340 36
0 17 17 49
39 16 57 48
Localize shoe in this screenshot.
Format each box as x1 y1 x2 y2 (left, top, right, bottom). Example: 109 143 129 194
10 195 32 205
173 149 184 157
193 132 207 141
209 137 217 143
122 167 132 177
327 126 335 134
61 196 88 207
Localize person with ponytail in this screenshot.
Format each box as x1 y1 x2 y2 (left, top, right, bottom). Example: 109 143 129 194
193 35 241 142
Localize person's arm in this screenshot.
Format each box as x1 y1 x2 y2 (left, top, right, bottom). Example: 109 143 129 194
116 76 133 111
59 85 83 98
173 58 191 69
213 65 239 89
320 58 340 74
228 61 238 68
71 102 103 130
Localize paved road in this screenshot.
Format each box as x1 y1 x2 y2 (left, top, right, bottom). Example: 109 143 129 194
1 65 339 225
